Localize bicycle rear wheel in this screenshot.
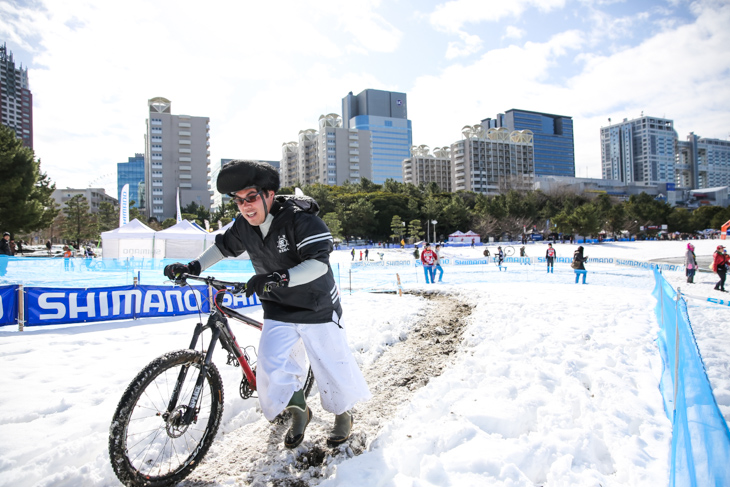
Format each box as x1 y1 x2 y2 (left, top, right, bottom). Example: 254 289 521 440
109 350 223 487
504 246 515 256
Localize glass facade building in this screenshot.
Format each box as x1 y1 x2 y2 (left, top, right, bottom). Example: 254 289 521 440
483 109 574 177
117 153 145 208
342 89 412 184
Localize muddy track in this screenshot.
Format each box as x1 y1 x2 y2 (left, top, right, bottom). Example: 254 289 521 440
180 292 474 487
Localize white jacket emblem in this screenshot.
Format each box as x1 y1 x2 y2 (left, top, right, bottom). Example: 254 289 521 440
277 235 289 253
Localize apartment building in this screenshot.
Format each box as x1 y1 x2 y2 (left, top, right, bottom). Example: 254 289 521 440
144 97 210 220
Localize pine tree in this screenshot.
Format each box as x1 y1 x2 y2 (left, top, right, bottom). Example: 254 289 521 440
0 125 58 234
62 195 95 247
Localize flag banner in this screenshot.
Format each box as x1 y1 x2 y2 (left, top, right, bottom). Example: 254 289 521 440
23 284 258 326
204 219 210 231
176 187 182 223
0 285 18 326
119 184 130 227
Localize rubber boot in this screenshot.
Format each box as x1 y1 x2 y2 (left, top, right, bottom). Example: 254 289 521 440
284 389 311 449
327 411 353 447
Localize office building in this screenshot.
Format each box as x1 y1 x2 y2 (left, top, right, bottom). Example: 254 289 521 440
144 97 211 220
451 125 534 195
117 153 145 208
52 188 118 213
342 89 411 183
483 109 573 177
0 43 33 149
403 145 452 191
676 133 730 190
600 115 677 185
280 114 372 187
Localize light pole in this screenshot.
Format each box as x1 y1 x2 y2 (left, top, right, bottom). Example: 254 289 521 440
432 220 437 244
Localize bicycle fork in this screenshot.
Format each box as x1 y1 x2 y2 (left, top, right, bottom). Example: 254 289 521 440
165 321 221 426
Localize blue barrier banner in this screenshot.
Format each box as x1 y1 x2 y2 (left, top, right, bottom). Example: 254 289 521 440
24 285 259 326
652 269 730 486
0 285 17 326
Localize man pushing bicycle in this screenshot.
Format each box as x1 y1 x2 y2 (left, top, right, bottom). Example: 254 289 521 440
164 160 371 448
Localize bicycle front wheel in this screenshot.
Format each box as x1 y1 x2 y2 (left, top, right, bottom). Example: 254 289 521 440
504 246 515 256
109 350 224 487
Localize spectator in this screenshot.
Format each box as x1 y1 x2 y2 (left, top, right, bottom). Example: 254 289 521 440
434 244 444 282
0 232 11 256
420 243 437 284
713 245 729 292
545 243 556 274
685 243 697 284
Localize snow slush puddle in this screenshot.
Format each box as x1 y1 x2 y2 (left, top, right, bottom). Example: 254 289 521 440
178 291 474 487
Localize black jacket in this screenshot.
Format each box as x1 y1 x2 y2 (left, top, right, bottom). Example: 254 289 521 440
215 195 342 323
0 239 11 256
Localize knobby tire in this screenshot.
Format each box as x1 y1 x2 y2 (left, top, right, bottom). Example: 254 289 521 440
108 350 224 487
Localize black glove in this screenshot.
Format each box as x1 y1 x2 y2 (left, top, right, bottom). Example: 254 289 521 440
163 260 201 281
245 269 289 297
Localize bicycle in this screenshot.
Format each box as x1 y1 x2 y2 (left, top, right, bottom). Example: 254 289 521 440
108 274 314 487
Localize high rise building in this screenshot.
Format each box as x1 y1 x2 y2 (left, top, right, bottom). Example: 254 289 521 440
0 43 33 149
483 109 573 177
117 153 145 208
600 115 677 185
451 125 534 195
342 89 411 183
676 133 730 190
403 145 452 191
280 114 372 187
144 97 211 220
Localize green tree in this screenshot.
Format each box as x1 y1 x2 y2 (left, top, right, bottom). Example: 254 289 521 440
390 215 405 242
342 198 378 238
691 205 725 231
407 219 423 242
62 195 95 247
128 200 143 222
571 203 602 237
321 212 343 240
0 125 58 234
161 218 177 229
96 201 118 233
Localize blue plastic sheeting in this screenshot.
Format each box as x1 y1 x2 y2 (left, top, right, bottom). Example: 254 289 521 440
0 285 18 326
652 268 730 486
0 257 256 288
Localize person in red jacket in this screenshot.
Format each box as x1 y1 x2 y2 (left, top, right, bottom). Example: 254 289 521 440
713 245 729 292
420 242 437 284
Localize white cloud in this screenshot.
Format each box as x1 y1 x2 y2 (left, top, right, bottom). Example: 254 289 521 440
411 0 730 180
0 0 402 195
445 32 483 59
430 0 567 33
503 26 526 40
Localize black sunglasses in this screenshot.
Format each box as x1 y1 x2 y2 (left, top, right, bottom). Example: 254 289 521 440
231 191 262 205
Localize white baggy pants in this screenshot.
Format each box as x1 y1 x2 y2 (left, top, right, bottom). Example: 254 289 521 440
257 312 372 421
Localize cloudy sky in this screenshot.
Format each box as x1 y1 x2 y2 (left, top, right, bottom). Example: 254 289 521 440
2 0 729 198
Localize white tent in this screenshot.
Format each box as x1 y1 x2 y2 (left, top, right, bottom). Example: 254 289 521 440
155 220 211 259
208 220 249 260
448 230 481 243
101 219 160 259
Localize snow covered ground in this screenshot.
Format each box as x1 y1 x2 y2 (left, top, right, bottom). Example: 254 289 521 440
0 239 728 487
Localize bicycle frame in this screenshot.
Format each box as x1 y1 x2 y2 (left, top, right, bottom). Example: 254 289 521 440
167 274 262 426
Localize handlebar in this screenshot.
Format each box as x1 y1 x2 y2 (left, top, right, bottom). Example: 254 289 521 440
176 274 247 294
171 273 284 294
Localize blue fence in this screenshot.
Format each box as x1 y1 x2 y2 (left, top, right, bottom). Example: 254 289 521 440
652 268 730 486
